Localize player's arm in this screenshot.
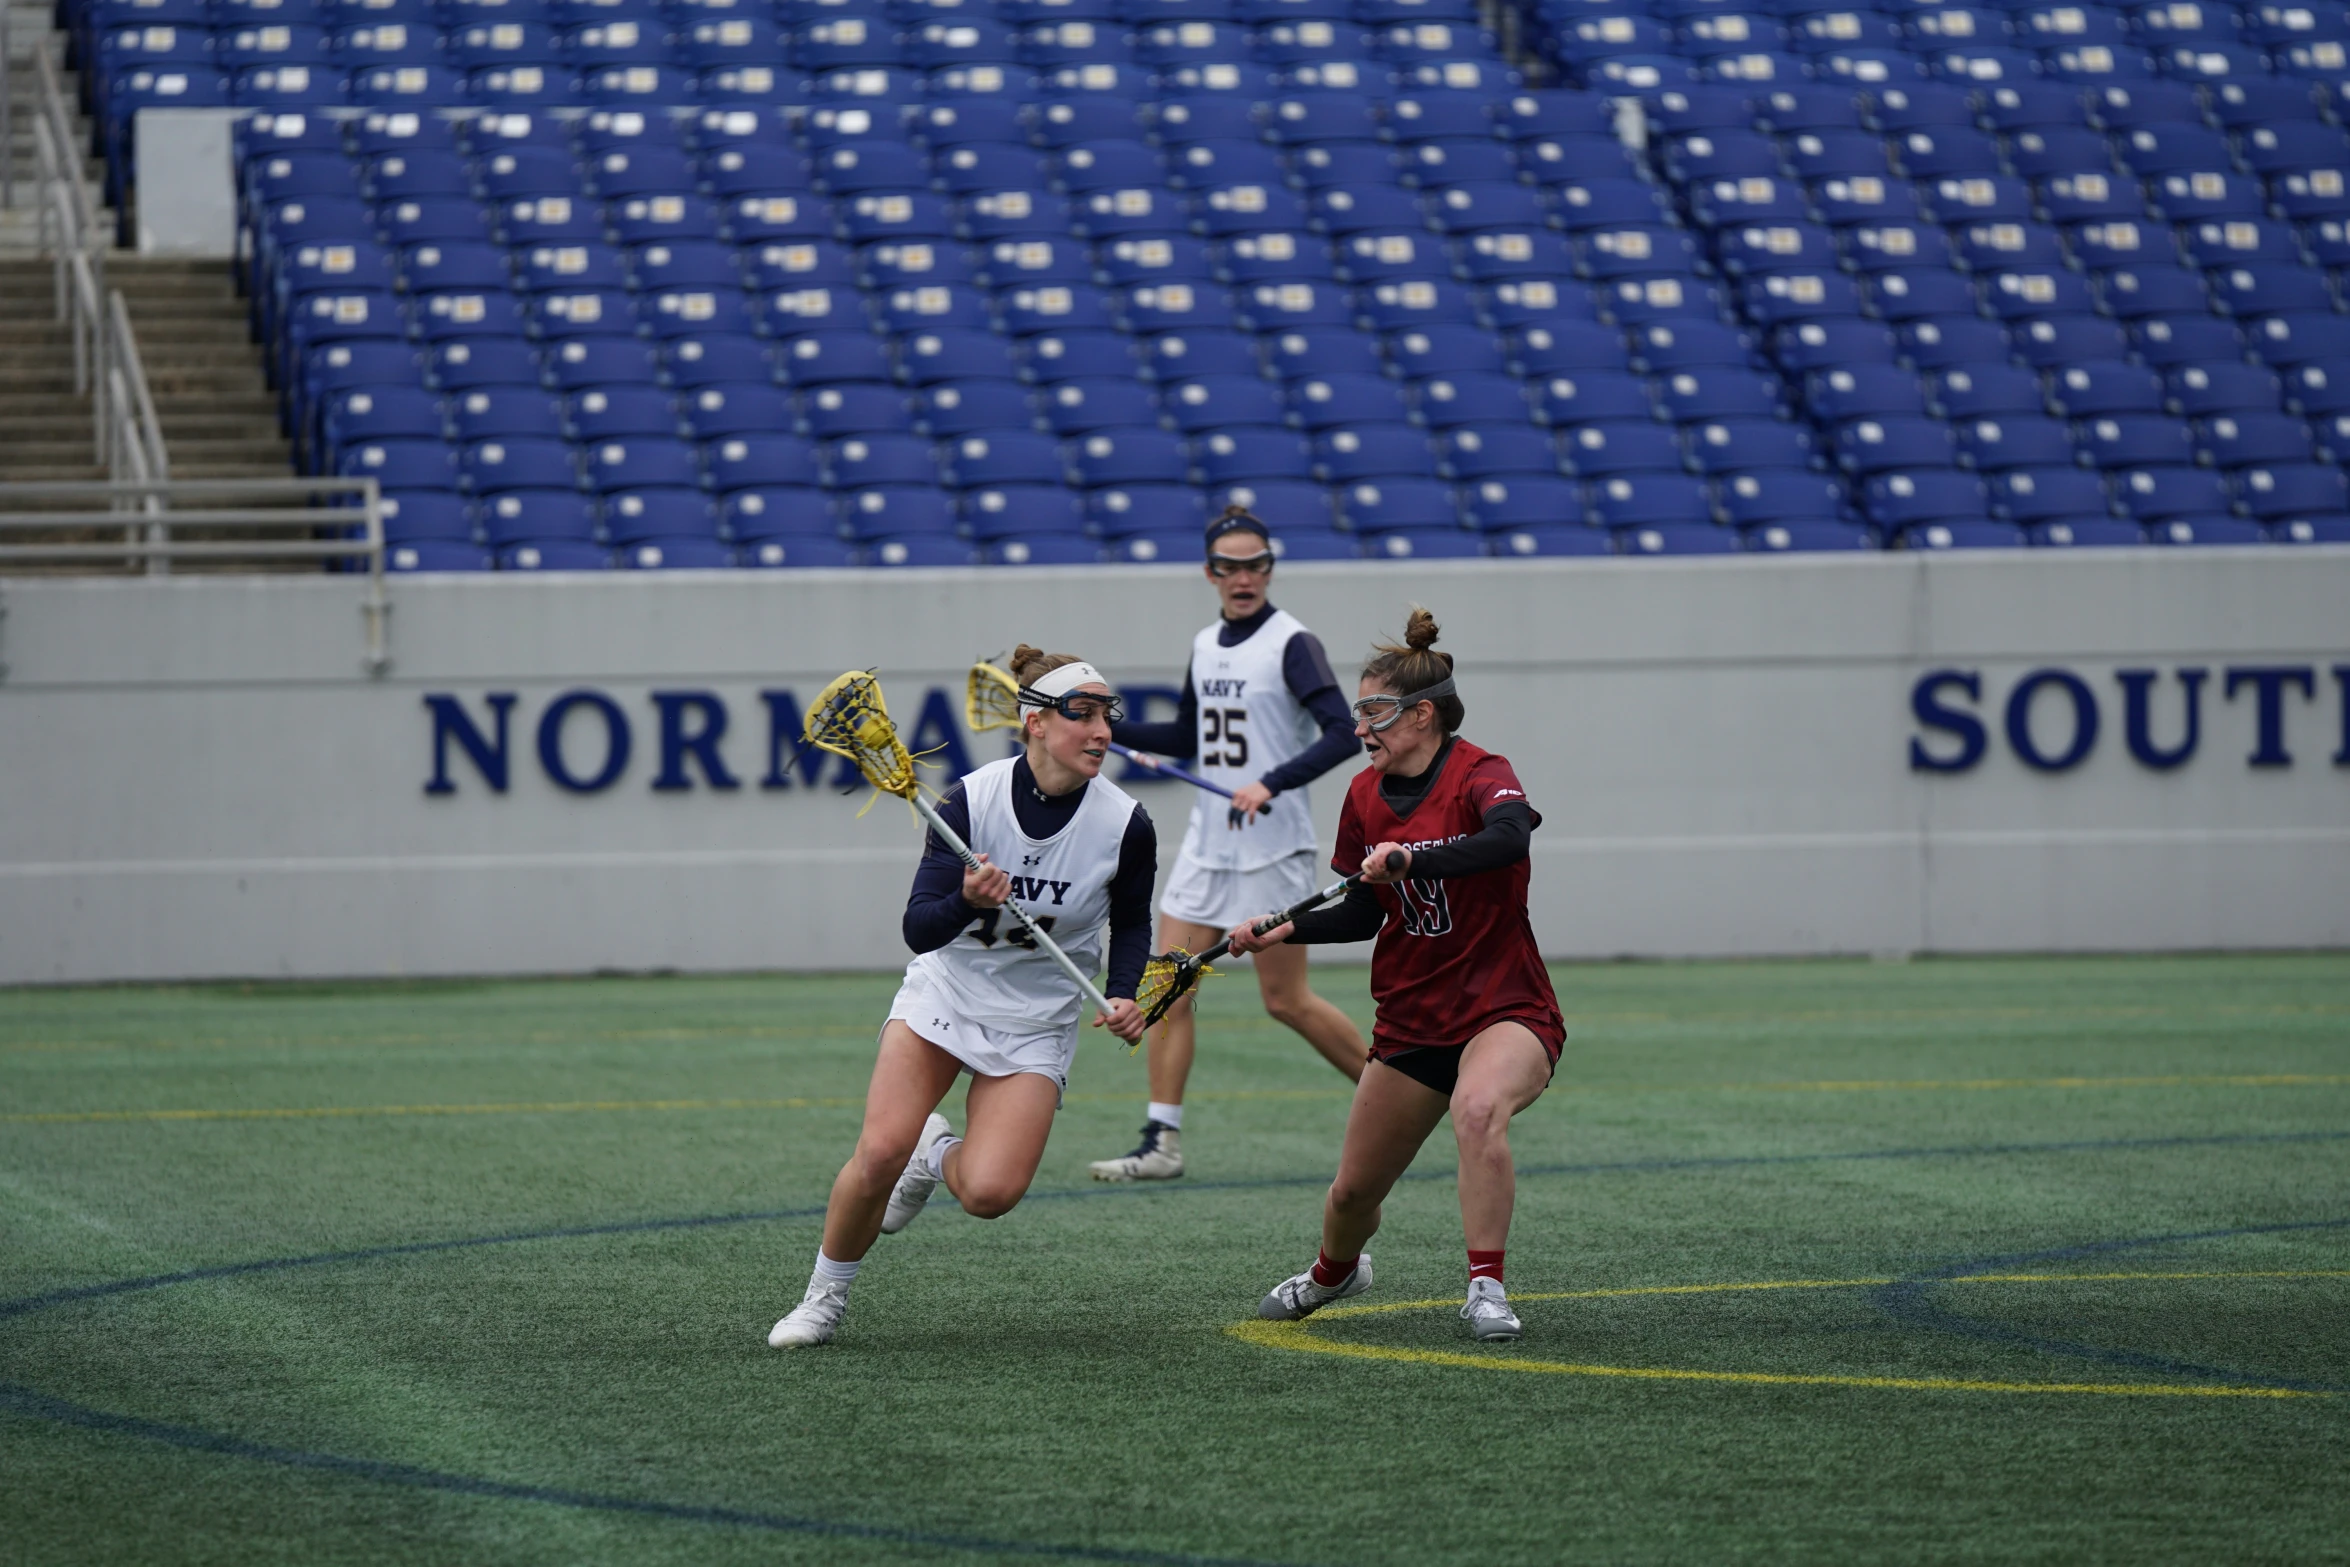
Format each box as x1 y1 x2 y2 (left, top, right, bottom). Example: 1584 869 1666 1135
900 784 1008 952
1281 881 1386 945
1108 670 1197 759
1101 809 1157 1001
1091 809 1157 1042
1388 802 1536 880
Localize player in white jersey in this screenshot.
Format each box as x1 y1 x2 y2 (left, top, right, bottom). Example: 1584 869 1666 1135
769 647 1154 1349
1088 507 1369 1183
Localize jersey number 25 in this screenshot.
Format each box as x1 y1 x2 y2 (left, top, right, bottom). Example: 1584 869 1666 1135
1201 706 1248 767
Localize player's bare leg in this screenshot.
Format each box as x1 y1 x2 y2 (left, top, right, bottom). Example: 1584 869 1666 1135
1447 1021 1554 1342
773 1022 960 1347
1252 940 1367 1082
1095 916 1364 1181
1090 912 1218 1180
1260 1059 1446 1319
940 1068 1060 1218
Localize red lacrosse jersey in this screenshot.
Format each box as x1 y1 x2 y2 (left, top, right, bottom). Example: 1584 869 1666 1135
1332 738 1565 1056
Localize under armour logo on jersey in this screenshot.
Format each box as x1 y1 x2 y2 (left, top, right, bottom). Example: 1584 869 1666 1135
1200 677 1249 698
1008 875 1072 905
1021 854 1043 866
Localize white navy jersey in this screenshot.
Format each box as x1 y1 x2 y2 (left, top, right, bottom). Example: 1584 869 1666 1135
908 756 1141 1030
1185 607 1322 871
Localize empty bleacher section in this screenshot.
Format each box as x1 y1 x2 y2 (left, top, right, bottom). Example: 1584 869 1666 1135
64 0 2350 566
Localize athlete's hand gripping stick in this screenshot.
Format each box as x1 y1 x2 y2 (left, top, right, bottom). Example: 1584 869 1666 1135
1134 851 1406 1028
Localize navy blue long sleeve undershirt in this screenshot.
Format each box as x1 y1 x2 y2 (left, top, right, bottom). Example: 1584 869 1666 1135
900 758 1157 1001
1111 602 1359 796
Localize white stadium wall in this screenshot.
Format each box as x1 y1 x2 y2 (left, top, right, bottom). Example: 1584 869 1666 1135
0 550 2344 984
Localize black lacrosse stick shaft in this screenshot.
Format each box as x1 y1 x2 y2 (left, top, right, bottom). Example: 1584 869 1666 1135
1143 851 1405 1025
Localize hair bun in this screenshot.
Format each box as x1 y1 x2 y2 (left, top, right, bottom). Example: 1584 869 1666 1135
1404 607 1440 652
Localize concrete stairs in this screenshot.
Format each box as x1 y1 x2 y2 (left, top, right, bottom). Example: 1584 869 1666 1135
113 258 292 480
0 4 112 252
0 256 102 485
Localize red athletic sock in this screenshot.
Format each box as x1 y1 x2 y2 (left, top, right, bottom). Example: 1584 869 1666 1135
1468 1249 1505 1285
1311 1249 1358 1287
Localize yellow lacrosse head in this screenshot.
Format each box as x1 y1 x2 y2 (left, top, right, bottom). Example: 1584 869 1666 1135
964 659 1023 733
804 670 918 799
1135 949 1214 1035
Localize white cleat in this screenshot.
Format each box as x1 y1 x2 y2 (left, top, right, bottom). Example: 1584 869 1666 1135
1257 1254 1373 1320
881 1112 952 1234
1460 1277 1523 1342
1088 1121 1184 1182
767 1276 851 1349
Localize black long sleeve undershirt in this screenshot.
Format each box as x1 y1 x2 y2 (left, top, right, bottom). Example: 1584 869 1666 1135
1284 736 1536 946
1111 602 1358 795
900 760 1157 999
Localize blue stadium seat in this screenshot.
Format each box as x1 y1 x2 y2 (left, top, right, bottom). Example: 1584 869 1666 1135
1359 527 1487 559
1162 375 1285 432
2113 462 2234 517
1069 427 1192 485
1435 424 1563 478
1862 468 1993 527
1832 414 1958 473
1313 422 1439 479
390 540 496 571
1339 477 1462 533
1487 525 1614 557
618 537 736 570
1686 417 1815 474
2166 361 2288 417
660 335 780 387
1716 467 1848 526
2195 412 2318 467
962 485 1088 540
2048 359 2165 417
343 436 464 491
2129 311 2248 365
463 436 580 493
706 433 824 490
725 487 840 542
376 490 476 545
1141 329 1263 380
1043 378 1168 434
1194 427 1316 483
1086 485 1209 537
2234 460 2350 516
481 490 599 546
1898 520 2028 550
2143 514 2270 546
585 437 703 492
1588 469 1712 527
1810 364 1932 422
1988 464 2114 522
944 430 1068 486
2269 513 2350 543
2029 516 2146 547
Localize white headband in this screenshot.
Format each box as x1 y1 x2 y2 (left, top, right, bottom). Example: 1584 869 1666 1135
1020 662 1109 706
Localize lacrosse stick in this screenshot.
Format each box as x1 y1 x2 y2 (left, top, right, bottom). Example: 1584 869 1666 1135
965 659 1269 813
805 669 1117 1022
1134 851 1406 1027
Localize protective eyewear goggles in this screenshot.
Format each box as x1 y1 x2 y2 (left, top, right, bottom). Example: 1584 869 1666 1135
1020 688 1125 724
1351 677 1455 733
1206 550 1275 578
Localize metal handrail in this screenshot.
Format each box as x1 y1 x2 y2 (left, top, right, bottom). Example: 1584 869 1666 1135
0 478 393 673
31 59 174 533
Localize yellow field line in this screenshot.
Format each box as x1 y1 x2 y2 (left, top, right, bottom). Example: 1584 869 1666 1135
11 1072 2349 1127
0 1085 1350 1126
6 998 2344 1055
1235 1270 2350 1398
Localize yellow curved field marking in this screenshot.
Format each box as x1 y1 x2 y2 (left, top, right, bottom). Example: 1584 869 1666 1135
11 1075 2350 1128
1229 1271 2350 1399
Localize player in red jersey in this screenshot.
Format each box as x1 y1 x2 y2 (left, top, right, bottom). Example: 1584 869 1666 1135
1229 609 1564 1342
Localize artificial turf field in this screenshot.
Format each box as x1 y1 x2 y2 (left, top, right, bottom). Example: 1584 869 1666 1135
2 955 2347 1566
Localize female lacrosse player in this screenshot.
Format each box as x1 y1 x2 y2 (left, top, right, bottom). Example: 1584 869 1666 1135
1086 506 1367 1184
769 648 1154 1349
1228 609 1563 1343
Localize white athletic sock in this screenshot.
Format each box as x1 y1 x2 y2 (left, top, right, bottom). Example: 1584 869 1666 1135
1148 1101 1184 1130
812 1249 860 1284
925 1135 962 1180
